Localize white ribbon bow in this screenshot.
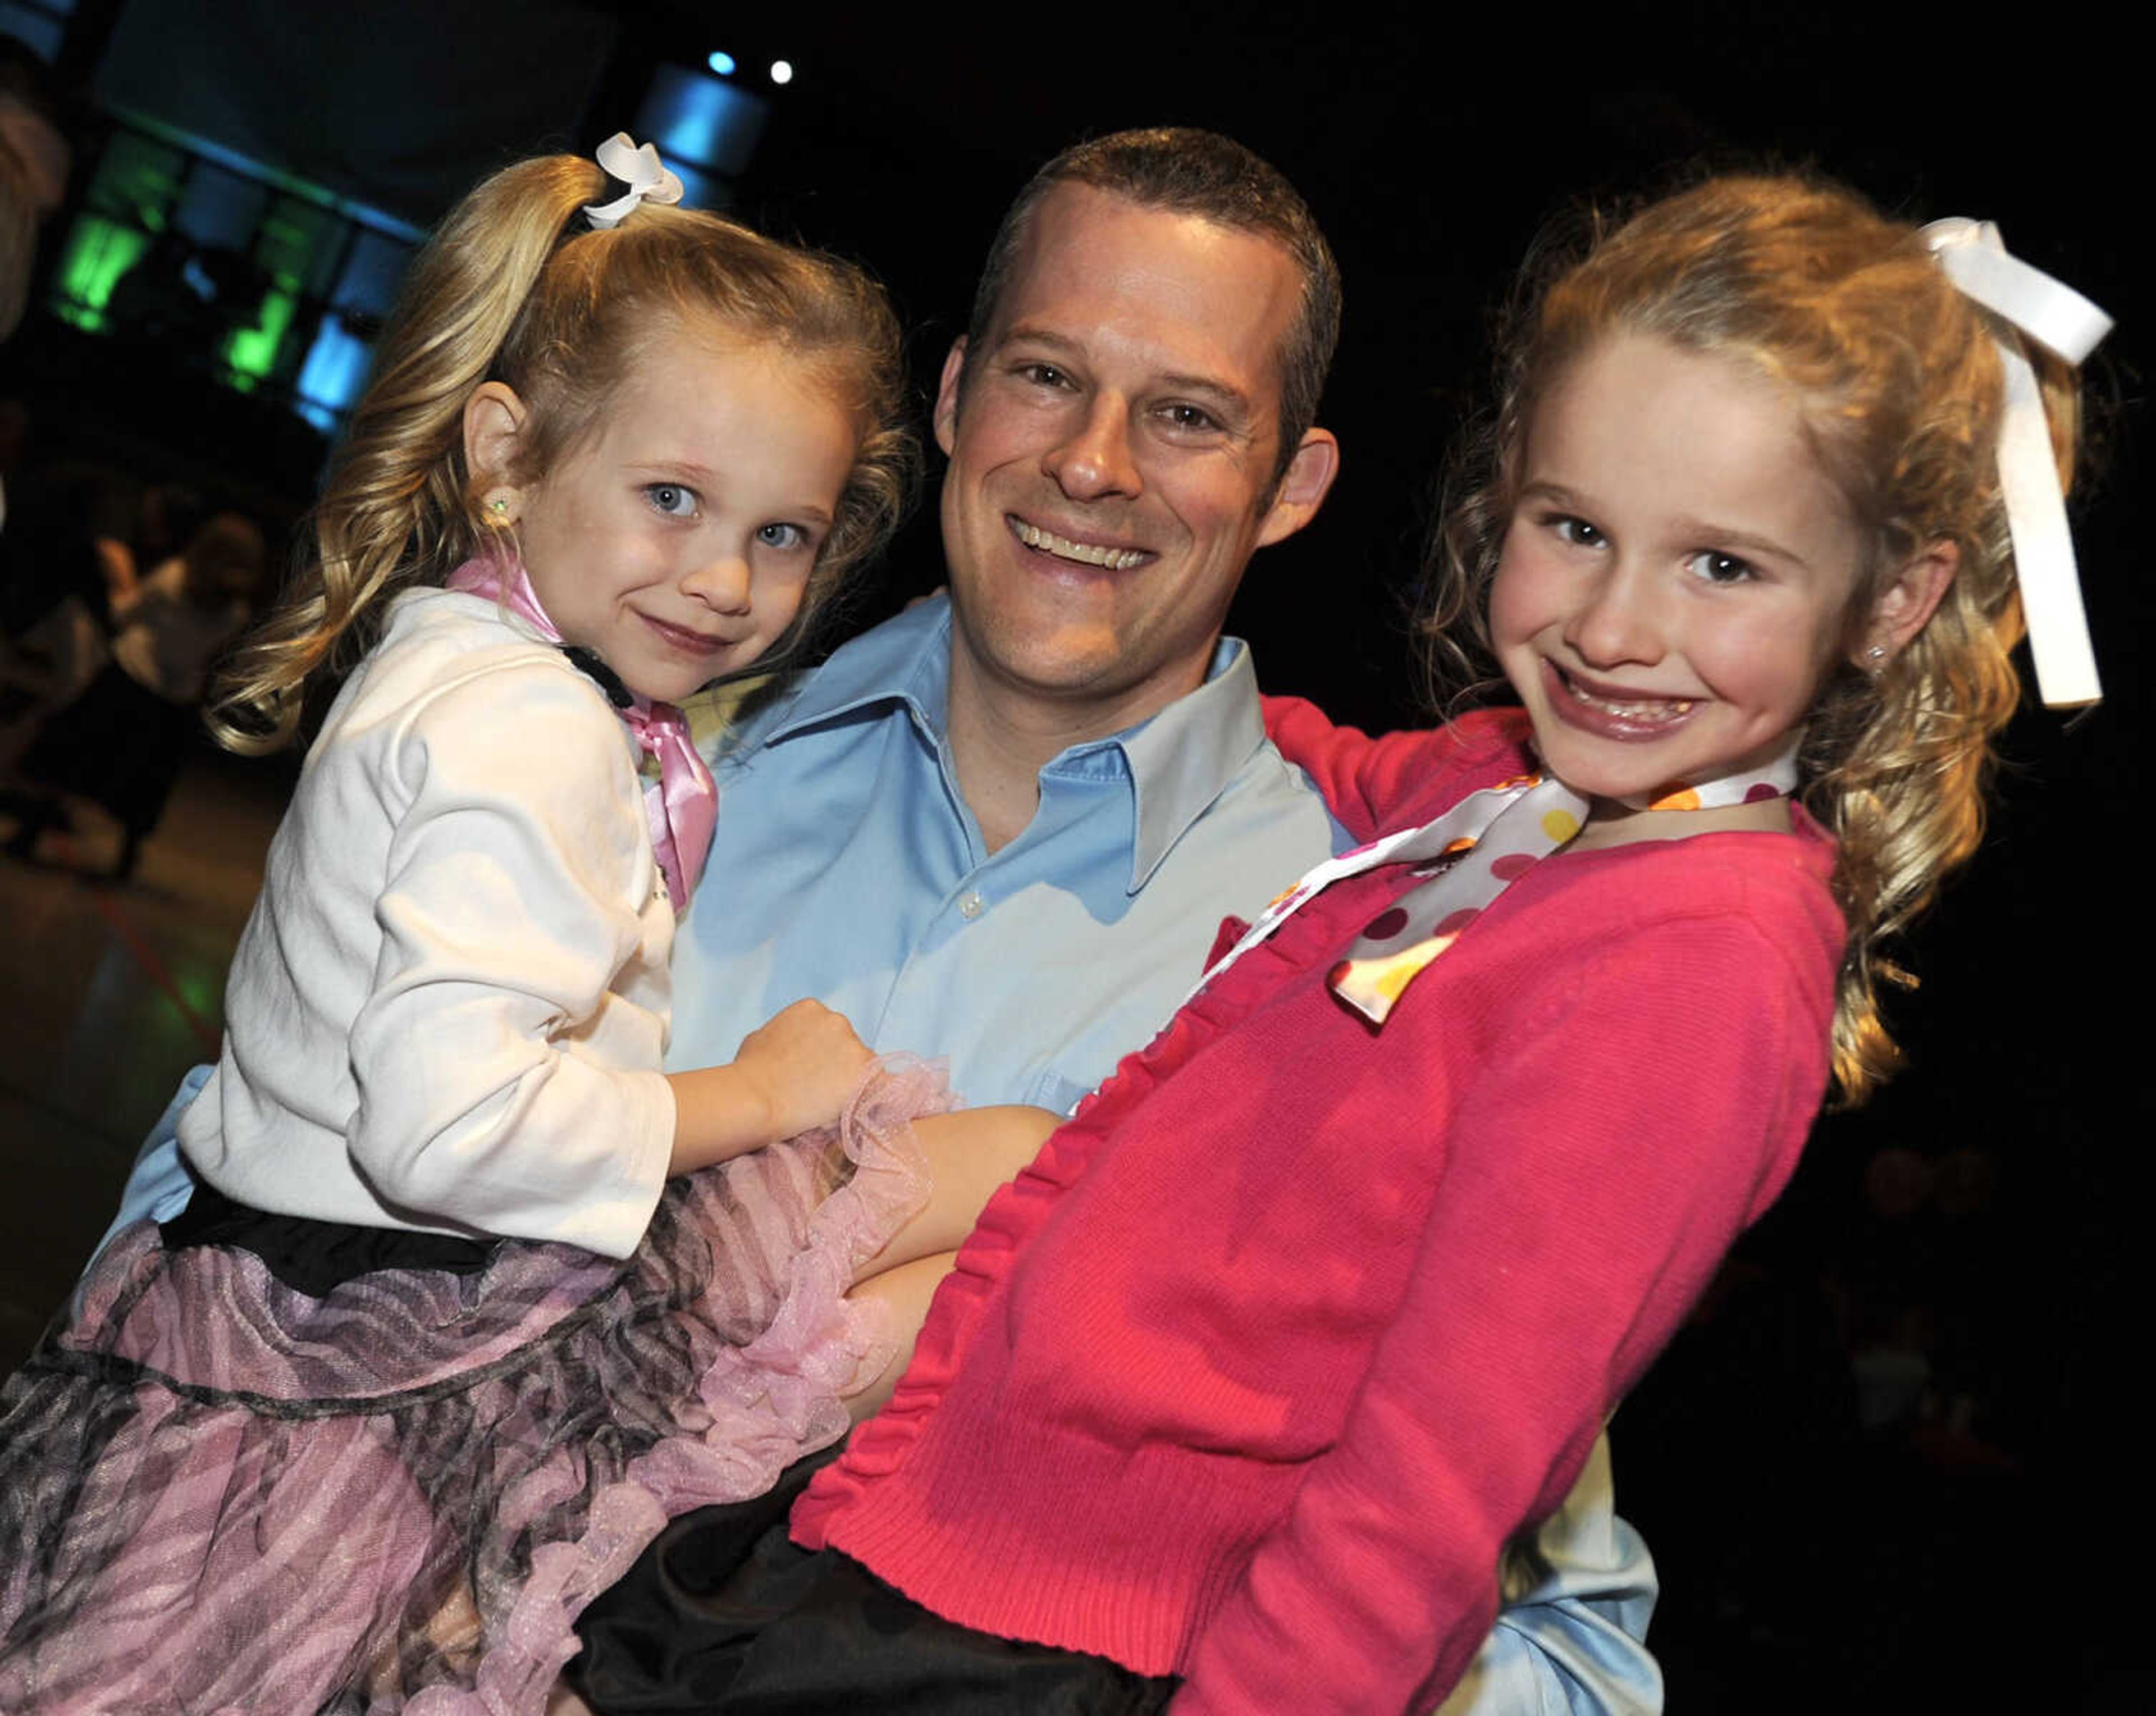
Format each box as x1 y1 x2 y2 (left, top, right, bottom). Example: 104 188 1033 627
1924 218 2112 708
583 133 685 229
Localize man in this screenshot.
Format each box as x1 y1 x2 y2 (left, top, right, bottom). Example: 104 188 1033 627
97 128 1657 1713
578 129 1662 1713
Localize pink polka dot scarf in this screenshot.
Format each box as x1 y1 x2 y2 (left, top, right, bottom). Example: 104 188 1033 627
446 558 717 912
1191 738 1800 1027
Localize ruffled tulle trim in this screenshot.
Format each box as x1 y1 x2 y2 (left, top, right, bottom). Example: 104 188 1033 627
0 1057 951 1715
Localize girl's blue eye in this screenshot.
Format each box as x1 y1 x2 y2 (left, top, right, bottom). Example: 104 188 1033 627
1686 549 1755 584
757 522 808 550
646 483 697 518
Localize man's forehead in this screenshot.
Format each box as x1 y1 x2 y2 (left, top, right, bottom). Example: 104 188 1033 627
983 184 1299 397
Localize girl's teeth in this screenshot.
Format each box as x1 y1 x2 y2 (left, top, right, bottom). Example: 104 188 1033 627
1563 675 1695 721
1015 522 1145 570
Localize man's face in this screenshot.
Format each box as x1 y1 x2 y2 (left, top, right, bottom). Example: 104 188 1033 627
936 184 1331 735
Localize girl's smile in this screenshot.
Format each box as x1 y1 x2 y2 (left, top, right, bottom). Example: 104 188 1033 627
1491 332 1872 830
1540 658 1702 738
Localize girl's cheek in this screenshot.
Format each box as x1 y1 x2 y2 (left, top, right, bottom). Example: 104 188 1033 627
1487 549 1539 646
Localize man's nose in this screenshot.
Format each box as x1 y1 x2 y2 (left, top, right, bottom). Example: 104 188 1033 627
1042 395 1141 501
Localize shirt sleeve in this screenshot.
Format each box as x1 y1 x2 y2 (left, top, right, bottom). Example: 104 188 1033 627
345 660 675 1257
1173 906 1828 1714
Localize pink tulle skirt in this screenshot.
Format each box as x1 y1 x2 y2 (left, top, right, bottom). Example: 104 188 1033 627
0 1059 951 1714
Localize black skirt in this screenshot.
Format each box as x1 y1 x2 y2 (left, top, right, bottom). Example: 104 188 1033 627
570 1449 1178 1715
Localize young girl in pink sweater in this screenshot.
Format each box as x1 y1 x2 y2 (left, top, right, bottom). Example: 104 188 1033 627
571 175 2108 1715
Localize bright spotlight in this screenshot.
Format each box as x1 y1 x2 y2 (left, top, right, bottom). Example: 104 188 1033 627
706 50 736 76
769 59 794 85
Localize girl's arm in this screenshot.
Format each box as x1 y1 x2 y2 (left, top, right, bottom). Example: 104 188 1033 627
1175 903 1832 1715
1262 696 1474 844
349 661 679 1257
665 998 877 1175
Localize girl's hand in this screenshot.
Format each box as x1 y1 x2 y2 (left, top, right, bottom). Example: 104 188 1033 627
732 998 879 1139
665 998 875 1174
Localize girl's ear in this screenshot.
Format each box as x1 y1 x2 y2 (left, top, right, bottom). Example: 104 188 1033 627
1853 539 1958 668
462 381 532 510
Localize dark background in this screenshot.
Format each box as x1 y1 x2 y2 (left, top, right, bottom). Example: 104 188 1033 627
6 2 2145 1708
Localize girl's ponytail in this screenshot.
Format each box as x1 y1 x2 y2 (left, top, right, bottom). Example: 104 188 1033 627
208 156 603 752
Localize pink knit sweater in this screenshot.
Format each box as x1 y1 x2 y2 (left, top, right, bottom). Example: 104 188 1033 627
793 706 1844 1713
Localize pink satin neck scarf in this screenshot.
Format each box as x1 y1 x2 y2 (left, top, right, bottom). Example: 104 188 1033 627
446 559 716 911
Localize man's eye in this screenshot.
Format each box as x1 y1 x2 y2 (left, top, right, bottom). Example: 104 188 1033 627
1159 403 1218 432
1018 362 1071 389
1685 549 1755 584
646 484 697 518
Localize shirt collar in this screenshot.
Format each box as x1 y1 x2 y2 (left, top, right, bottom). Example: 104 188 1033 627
747 592 1268 894
1053 636 1266 894
749 592 955 747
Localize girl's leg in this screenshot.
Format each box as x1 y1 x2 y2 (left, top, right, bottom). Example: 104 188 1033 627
837 1106 1059 1425
843 1252 957 1423
855 1105 1058 1280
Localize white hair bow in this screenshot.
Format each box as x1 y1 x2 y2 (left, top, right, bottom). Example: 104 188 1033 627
583 133 684 229
1923 218 2112 708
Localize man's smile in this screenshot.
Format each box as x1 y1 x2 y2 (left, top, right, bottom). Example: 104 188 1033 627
1007 514 1150 571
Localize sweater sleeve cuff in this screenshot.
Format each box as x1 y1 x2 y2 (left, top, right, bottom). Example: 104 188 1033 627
545 1066 675 1258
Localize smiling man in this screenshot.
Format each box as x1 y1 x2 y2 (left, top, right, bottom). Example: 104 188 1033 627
575 129 1666 1715
657 131 1343 1124
930 177 1335 851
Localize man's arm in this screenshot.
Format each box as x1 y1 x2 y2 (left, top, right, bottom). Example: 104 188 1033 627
81 1065 208 1293
1433 1438 1662 1716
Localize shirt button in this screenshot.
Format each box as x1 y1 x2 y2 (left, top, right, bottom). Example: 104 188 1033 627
958 889 985 921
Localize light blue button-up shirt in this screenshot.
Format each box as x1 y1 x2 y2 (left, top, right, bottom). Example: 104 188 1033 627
665 595 1339 1113
94 593 1661 1714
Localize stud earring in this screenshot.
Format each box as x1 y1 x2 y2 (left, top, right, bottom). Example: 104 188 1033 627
486 493 514 524
1865 643 1889 678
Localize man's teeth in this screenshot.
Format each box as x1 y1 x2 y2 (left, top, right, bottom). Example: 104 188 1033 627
1015 522 1145 569
1561 675 1695 720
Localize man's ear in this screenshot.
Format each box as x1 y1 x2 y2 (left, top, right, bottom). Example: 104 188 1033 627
933 340 968 458
1854 538 1958 668
1254 428 1341 550
462 381 532 504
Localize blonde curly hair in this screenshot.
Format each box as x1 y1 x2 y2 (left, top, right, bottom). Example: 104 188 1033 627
1423 174 2085 1102
211 152 914 752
